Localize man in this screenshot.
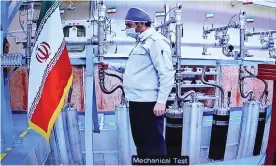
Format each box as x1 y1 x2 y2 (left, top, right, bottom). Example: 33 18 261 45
100 8 175 156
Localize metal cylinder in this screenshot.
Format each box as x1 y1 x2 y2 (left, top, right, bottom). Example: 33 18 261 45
165 106 183 156
67 106 84 164
51 107 73 164
98 3 106 61
26 2 34 67
49 130 61 165
237 100 261 158
116 104 131 165
253 106 267 156
181 101 204 165
239 10 246 60
208 107 230 161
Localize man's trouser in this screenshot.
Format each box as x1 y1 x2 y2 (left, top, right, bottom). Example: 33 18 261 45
129 101 166 156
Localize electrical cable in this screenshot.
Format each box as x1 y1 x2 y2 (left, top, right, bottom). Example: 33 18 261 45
244 66 268 105
104 71 123 82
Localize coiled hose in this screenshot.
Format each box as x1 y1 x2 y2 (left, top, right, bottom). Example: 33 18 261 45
201 66 224 108
104 71 123 82
239 65 255 100
244 66 268 106
98 69 125 100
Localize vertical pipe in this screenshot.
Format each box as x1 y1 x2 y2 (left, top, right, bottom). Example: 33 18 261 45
116 104 131 165
67 106 84 164
247 102 261 155
85 45 95 165
98 2 106 61
181 102 204 165
237 101 261 158
239 10 245 60
53 107 73 165
175 5 182 81
26 2 34 68
49 131 61 165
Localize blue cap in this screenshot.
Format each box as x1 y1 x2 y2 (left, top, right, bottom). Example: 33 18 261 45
125 8 152 23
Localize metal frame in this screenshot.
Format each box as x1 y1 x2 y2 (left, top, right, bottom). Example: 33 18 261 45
1 0 22 151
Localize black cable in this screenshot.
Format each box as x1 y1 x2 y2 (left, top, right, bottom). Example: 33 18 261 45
104 71 123 82
98 69 125 99
244 67 268 105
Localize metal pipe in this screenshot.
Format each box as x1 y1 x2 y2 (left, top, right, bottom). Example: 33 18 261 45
53 107 73 164
201 66 224 108
203 22 239 35
49 130 62 165
176 84 196 101
239 10 246 60
155 18 176 30
66 106 84 165
1 53 24 67
65 38 98 46
116 103 131 165
246 30 276 37
237 101 261 158
174 4 183 102
26 2 34 68
98 2 106 61
65 38 268 50
181 101 204 164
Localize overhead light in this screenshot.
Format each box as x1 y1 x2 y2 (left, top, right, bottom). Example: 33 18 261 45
243 1 254 5
238 0 276 8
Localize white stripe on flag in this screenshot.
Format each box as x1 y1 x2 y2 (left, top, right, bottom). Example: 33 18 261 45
28 5 64 114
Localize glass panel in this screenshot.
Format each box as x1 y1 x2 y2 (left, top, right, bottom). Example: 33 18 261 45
63 25 86 52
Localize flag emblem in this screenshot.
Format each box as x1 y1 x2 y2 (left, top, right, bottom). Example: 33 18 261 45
28 0 73 141
36 41 51 63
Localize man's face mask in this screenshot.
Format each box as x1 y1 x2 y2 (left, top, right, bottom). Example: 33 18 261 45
125 23 140 39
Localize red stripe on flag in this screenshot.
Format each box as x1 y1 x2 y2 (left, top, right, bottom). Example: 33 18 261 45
29 46 73 140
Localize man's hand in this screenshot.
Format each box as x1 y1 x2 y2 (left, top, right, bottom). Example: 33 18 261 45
153 103 166 116
98 60 109 70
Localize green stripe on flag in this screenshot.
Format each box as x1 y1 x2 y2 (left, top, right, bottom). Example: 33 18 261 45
36 0 56 29
107 7 116 13
156 11 165 17
205 12 214 18
246 16 254 22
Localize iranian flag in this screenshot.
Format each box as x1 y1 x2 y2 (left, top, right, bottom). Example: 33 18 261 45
27 0 73 140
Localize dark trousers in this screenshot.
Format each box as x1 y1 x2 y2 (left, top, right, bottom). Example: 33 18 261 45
129 101 166 156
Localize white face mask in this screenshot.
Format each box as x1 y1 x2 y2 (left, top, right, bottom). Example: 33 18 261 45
125 23 140 39
125 28 140 39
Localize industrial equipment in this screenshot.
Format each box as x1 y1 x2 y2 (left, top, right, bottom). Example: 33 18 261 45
1 1 276 165
200 66 231 162
181 97 204 165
